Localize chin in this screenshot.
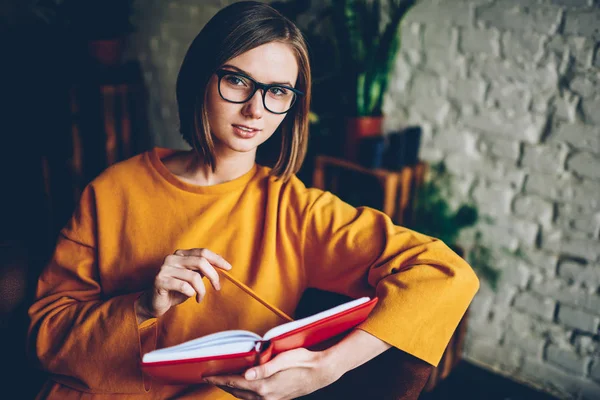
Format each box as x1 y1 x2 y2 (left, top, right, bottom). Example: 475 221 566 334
217 139 260 155
232 145 259 154
227 133 271 152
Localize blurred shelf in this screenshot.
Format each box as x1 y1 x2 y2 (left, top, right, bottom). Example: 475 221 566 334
312 155 427 226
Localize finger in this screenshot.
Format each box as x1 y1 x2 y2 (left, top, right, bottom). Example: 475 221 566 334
245 348 312 381
161 266 208 301
169 256 221 291
175 248 232 270
216 386 259 399
197 257 221 291
207 375 268 397
156 277 196 298
193 275 207 303
204 375 246 387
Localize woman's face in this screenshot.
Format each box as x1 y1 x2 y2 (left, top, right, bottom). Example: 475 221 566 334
205 41 299 158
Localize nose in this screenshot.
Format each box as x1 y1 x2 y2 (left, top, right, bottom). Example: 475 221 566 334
241 89 264 119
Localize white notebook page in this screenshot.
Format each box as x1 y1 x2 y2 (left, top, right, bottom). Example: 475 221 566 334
262 297 370 341
142 330 262 363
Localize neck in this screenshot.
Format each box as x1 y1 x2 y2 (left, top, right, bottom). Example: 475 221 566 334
167 149 256 187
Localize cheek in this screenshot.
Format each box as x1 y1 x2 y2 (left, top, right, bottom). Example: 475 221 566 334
206 88 235 129
206 84 222 116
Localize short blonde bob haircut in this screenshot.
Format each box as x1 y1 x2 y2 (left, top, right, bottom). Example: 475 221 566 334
176 1 311 181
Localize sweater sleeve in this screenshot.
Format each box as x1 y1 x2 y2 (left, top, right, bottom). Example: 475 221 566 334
302 190 479 367
27 185 157 394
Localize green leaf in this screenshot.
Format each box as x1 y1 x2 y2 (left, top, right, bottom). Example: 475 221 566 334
325 0 419 115
344 0 366 66
357 73 366 116
454 205 478 228
468 245 501 290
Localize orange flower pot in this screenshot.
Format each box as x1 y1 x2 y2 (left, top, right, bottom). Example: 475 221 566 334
88 37 125 66
344 116 383 162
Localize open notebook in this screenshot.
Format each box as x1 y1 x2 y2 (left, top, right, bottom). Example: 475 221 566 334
141 295 378 384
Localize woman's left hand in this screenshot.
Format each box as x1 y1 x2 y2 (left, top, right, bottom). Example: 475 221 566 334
203 348 341 400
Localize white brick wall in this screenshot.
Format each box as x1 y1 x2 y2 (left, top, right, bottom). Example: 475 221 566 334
130 0 600 398
387 1 600 398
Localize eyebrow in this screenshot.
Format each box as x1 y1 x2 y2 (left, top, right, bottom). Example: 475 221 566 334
221 64 294 87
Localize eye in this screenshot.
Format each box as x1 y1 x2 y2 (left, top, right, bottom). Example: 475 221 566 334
225 74 247 86
269 86 289 96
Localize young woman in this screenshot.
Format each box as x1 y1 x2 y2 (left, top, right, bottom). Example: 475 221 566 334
28 2 479 399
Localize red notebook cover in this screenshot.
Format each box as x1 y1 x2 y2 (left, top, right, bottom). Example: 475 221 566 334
141 297 378 384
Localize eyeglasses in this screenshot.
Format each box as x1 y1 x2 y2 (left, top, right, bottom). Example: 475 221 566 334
215 69 304 114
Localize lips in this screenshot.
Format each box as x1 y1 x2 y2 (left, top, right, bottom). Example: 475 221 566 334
232 124 261 132
232 124 261 139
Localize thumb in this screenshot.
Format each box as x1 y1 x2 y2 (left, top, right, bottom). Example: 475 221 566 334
244 348 312 381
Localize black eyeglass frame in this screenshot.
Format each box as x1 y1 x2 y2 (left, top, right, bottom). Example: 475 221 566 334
215 69 304 115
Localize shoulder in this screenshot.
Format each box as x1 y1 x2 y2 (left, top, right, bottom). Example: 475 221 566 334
94 150 151 185
257 167 349 216
259 167 319 200
97 151 149 181
61 152 150 242
85 150 153 200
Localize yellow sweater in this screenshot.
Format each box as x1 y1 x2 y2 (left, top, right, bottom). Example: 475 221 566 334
28 147 479 399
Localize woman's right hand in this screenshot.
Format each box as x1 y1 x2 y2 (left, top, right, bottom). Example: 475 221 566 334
135 248 232 324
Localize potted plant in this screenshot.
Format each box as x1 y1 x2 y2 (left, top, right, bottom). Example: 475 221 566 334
327 0 418 161
270 0 352 180
409 163 501 288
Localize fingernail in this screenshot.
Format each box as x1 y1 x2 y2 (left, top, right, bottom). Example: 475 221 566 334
245 369 256 380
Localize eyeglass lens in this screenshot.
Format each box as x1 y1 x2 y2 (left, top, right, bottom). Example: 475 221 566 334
219 72 296 113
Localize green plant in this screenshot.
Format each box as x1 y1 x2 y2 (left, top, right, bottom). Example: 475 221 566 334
270 1 342 125
270 0 352 182
328 0 418 116
468 233 501 290
409 163 501 289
